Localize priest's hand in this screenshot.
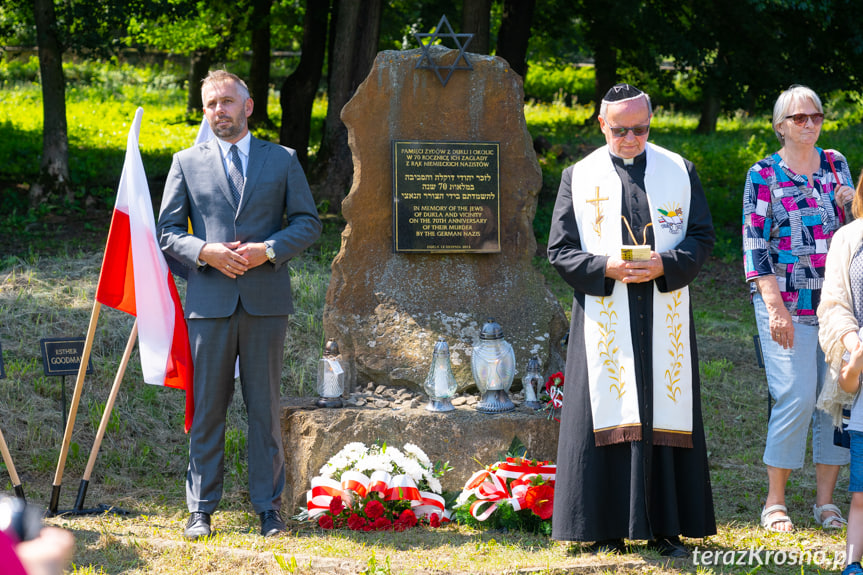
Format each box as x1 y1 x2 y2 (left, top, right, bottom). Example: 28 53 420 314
605 251 664 284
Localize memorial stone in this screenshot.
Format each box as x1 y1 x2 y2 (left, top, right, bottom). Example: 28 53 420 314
324 46 567 392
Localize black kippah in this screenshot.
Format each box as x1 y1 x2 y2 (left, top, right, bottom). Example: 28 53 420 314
602 83 644 103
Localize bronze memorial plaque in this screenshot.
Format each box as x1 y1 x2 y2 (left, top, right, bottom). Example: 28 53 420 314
392 140 500 253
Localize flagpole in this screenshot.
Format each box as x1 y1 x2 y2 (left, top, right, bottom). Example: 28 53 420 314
49 300 101 515
0 424 24 500
72 321 137 512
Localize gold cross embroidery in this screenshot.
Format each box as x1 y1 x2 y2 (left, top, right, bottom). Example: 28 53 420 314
586 186 608 236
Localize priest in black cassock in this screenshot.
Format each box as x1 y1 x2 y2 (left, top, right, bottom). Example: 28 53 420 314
547 84 716 558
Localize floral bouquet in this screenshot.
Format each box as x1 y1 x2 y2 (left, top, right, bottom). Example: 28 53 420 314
541 371 564 422
304 441 451 531
452 455 555 534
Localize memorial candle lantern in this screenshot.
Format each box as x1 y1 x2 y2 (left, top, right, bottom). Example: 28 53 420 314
316 339 344 408
522 355 544 409
423 337 458 412
472 318 516 413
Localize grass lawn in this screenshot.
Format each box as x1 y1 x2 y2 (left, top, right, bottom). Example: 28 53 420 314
0 238 852 574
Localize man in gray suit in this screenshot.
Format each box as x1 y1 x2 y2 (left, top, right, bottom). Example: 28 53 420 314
158 70 322 539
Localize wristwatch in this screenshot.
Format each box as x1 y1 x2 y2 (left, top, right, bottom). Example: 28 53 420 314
265 245 276 263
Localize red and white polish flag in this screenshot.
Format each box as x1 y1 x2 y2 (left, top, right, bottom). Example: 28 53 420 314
95 107 194 432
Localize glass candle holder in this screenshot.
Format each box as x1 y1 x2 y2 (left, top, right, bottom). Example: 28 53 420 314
522 355 543 409
316 339 344 408
423 337 458 412
472 318 515 413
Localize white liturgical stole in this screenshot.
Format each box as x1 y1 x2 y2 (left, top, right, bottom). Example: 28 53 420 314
571 143 693 448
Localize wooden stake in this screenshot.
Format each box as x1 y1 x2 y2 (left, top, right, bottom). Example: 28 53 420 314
83 321 137 483
0 424 22 496
49 300 101 514
71 321 138 513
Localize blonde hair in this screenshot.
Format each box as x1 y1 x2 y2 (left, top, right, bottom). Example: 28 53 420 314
201 69 250 101
853 169 863 220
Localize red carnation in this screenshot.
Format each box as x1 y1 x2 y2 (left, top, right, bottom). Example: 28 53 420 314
428 513 440 528
347 513 366 531
364 499 385 520
372 516 392 531
329 496 344 515
545 372 564 394
398 509 417 528
525 483 554 520
318 514 334 529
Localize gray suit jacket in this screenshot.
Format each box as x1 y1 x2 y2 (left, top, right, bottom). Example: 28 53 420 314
157 136 322 318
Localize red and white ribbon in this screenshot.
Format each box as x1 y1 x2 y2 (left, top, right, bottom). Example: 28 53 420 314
548 386 563 408
458 459 556 522
306 471 449 520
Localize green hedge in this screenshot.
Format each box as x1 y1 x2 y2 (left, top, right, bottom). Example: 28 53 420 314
524 63 594 106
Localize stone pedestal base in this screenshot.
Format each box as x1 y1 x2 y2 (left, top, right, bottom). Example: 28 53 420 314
281 398 560 513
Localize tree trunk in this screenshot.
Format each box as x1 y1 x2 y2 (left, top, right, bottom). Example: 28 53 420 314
280 0 330 170
462 0 492 55
696 47 726 135
313 0 382 213
187 49 213 115
696 82 721 135
592 42 617 120
32 0 71 205
496 0 536 78
249 0 274 129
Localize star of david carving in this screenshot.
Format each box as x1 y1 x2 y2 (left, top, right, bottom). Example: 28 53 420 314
413 15 473 87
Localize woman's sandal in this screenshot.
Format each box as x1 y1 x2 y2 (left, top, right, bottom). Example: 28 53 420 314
760 504 794 532
842 561 863 575
813 503 847 530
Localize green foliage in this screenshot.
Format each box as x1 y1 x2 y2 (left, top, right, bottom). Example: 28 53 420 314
0 54 40 84
126 4 224 54
617 65 703 113
0 61 195 220
225 426 248 481
523 99 593 200
361 552 392 575
700 357 733 381
453 496 552 536
87 400 122 435
274 554 299 573
524 63 594 106
505 436 528 460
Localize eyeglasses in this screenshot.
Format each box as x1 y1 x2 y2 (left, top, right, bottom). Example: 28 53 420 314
607 124 650 138
785 113 824 126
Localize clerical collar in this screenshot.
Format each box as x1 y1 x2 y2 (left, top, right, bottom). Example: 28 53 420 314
610 151 646 168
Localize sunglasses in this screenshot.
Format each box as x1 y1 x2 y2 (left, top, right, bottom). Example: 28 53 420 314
785 113 824 126
607 124 650 138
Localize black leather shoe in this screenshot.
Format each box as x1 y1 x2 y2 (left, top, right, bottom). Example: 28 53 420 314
589 538 626 554
647 536 690 558
184 512 211 540
260 509 286 537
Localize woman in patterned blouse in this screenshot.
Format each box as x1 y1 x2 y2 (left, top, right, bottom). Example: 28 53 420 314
743 85 855 533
